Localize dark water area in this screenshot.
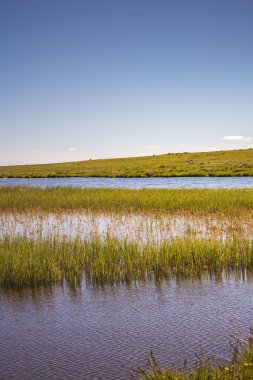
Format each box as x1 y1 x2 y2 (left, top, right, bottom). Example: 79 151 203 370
0 176 253 188
1 275 253 380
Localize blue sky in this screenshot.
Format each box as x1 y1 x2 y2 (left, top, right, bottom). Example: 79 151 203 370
1 0 253 165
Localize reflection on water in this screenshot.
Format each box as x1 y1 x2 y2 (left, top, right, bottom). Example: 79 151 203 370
1 274 253 380
1 212 252 242
1 176 253 188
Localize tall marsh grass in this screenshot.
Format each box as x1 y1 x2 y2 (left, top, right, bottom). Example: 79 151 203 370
0 234 252 288
1 186 252 288
1 187 253 215
1 211 252 242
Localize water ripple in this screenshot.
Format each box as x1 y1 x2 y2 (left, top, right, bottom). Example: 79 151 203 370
1 276 253 379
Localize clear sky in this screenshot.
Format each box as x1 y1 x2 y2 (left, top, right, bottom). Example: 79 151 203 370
1 0 253 165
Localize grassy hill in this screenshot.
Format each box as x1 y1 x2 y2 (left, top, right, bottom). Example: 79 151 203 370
0 148 253 178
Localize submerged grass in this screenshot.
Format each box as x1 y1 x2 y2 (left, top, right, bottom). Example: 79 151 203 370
2 211 252 243
1 187 252 288
1 148 253 177
132 331 253 379
1 187 253 216
0 234 252 288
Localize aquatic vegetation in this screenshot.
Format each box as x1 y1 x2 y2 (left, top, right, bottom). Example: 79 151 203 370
0 187 253 216
1 187 253 378
132 331 253 379
0 187 252 289
0 233 252 288
1 211 252 242
0 148 253 177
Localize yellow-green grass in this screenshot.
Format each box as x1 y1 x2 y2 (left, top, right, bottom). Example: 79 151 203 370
133 333 253 380
0 149 253 178
0 187 253 216
0 234 252 288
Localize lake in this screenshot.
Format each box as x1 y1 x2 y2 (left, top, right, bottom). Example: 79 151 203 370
1 274 253 380
0 176 253 188
1 176 253 379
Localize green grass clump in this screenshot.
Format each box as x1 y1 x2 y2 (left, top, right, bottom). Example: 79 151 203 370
0 187 253 216
132 332 253 380
0 149 253 178
0 235 252 288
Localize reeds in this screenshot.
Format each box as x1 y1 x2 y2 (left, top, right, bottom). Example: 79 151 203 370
0 187 253 216
1 194 252 289
1 211 252 242
1 186 252 288
1 234 252 288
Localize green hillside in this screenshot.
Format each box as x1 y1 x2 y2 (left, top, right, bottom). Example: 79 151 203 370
0 148 253 178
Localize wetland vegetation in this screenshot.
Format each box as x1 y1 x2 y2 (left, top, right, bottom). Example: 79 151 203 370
1 186 253 215
0 148 253 178
1 185 253 378
0 187 252 288
134 332 253 379
1 234 253 288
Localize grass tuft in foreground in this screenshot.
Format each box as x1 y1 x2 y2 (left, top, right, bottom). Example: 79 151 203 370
132 330 253 379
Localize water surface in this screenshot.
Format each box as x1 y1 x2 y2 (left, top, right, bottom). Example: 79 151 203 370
1 176 253 188
1 176 253 379
1 275 253 380
1 212 252 242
